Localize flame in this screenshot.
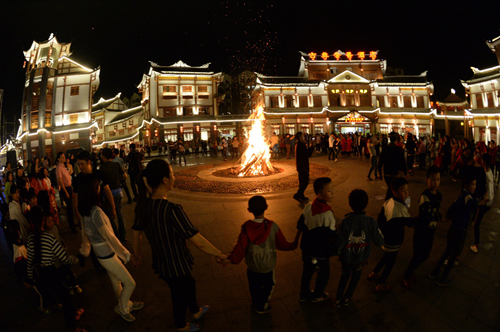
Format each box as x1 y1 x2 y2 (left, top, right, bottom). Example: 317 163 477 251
237 105 275 177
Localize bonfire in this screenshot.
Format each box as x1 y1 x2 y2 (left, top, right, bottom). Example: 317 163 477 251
233 105 277 177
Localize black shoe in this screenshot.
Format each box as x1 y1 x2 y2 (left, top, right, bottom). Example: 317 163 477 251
428 270 442 279
437 279 451 286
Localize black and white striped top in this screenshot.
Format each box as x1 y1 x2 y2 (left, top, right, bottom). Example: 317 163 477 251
26 232 77 280
139 199 199 278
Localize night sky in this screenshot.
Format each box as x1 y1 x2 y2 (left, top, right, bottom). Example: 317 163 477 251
1 0 500 128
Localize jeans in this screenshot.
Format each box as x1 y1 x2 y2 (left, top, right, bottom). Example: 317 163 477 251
367 156 378 178
163 273 199 329
98 254 136 315
336 264 363 300
113 194 126 241
300 253 330 298
373 250 398 285
178 151 187 164
247 269 275 310
121 180 132 202
328 147 334 160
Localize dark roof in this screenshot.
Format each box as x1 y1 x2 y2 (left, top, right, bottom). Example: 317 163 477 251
440 93 465 103
467 66 500 82
92 95 121 112
377 75 428 85
107 107 143 125
258 76 321 86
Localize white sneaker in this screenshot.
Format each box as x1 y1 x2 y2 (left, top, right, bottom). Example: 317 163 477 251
129 301 144 312
114 305 136 322
470 244 478 253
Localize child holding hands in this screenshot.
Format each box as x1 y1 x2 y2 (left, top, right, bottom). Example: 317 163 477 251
221 195 299 314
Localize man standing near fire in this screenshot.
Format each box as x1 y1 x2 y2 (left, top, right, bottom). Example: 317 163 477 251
293 132 315 204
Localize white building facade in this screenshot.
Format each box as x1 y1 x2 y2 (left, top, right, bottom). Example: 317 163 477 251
255 50 436 137
17 34 100 161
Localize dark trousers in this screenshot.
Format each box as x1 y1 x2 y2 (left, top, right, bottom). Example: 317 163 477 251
367 156 378 178
373 250 399 285
300 253 330 298
404 230 434 280
129 172 139 199
163 273 199 329
57 265 77 288
62 186 75 230
418 153 426 169
295 170 309 199
37 266 76 329
336 264 363 300
328 147 334 160
432 227 467 282
384 174 397 199
407 154 415 172
473 205 490 245
247 269 275 310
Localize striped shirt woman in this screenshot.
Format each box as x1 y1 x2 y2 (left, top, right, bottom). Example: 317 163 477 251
26 232 77 280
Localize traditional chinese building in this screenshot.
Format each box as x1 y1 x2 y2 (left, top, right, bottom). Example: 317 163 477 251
255 50 435 137
461 34 500 142
91 93 144 148
435 90 471 139
17 34 100 161
135 60 248 145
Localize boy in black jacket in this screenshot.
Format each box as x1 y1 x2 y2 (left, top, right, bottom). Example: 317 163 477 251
297 177 337 302
335 189 384 307
430 175 478 286
403 166 442 289
368 177 413 292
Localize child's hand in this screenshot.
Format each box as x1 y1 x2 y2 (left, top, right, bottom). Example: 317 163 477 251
220 259 231 267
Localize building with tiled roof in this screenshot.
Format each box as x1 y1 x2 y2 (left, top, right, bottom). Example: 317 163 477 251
254 50 436 137
462 34 500 142
17 34 100 161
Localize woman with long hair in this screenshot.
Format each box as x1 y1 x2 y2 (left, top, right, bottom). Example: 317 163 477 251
78 173 142 322
37 167 59 224
26 206 85 332
137 159 226 332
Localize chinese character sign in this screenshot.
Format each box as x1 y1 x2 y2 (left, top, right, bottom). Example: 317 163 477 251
307 51 379 60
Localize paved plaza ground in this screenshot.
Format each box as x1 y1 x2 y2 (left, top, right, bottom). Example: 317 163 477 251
1 151 499 332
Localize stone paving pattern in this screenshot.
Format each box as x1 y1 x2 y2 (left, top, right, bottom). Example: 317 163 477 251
1 152 499 332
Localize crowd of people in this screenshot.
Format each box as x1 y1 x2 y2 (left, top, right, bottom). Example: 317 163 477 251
0 129 498 331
